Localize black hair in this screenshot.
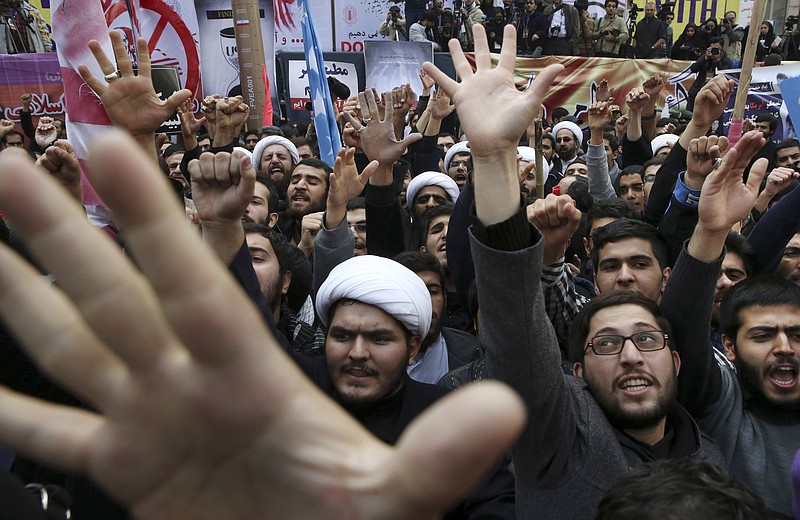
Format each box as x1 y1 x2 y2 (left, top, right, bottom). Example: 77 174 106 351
296 157 333 175
776 138 800 152
242 223 310 312
280 123 299 139
260 126 284 137
614 165 644 197
603 132 619 153
708 36 724 45
255 172 280 216
724 232 755 277
420 201 454 248
552 107 569 121
163 143 185 159
596 459 770 520
584 198 638 238
394 250 446 292
640 155 666 182
346 196 365 211
719 276 800 339
591 219 668 272
754 113 778 133
420 10 436 23
567 291 673 363
566 176 593 214
244 129 260 139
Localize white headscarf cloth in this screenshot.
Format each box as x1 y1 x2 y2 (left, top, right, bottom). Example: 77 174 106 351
251 136 300 172
444 141 471 171
517 146 551 177
406 171 460 207
316 255 432 338
552 121 584 148
650 133 679 156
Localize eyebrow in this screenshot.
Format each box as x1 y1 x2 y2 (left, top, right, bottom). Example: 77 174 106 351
598 254 654 266
248 246 271 256
593 322 659 336
746 325 800 334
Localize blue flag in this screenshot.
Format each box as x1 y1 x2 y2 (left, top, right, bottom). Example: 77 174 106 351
299 0 341 166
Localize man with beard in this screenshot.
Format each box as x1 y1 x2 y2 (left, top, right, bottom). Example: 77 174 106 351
550 120 585 191
251 135 300 201
395 251 480 384
278 158 331 245
777 233 800 286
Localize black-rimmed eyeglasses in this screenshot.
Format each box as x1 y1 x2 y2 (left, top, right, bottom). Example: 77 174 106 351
585 330 668 356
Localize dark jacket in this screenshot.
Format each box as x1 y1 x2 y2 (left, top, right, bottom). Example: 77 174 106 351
471 208 725 519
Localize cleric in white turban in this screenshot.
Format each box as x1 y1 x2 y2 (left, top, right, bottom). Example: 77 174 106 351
316 255 432 339
251 135 300 172
405 171 461 212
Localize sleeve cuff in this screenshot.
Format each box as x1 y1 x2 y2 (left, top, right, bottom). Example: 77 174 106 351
470 198 533 252
672 171 701 207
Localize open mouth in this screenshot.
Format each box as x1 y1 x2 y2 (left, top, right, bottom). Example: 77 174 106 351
269 166 284 180
768 365 798 388
617 375 653 394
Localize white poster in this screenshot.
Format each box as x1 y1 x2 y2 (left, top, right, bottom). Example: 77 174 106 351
364 40 433 95
195 0 275 102
333 0 396 52
286 58 359 112
274 0 334 52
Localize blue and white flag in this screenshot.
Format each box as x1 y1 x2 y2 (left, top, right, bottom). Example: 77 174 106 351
299 0 341 166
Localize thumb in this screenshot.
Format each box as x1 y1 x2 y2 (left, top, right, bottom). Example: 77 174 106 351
391 382 524 516
165 89 193 111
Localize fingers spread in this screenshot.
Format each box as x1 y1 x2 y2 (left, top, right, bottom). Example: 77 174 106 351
392 382 525 516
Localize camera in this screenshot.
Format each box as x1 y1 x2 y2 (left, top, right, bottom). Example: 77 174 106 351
628 3 640 17
786 15 799 31
711 47 720 56
550 25 560 36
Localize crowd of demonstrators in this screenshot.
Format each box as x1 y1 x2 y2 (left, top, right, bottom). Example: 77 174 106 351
2 17 800 520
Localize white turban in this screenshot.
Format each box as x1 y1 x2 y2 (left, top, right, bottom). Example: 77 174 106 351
517 146 551 178
406 171 460 207
552 121 583 148
444 141 471 171
316 255 432 338
650 133 679 156
251 136 300 172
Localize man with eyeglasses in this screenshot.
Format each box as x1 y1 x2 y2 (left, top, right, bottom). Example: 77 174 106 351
516 0 546 57
444 141 471 190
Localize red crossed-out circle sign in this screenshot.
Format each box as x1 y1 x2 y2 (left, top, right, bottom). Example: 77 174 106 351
105 0 201 96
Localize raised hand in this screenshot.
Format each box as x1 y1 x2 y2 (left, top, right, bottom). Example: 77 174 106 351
78 31 191 139
641 74 665 103
690 76 734 131
213 96 249 147
595 79 615 104
0 131 524 520
625 87 650 113
298 210 324 257
35 140 82 203
422 24 562 160
201 94 221 138
527 194 583 264
422 24 562 225
342 89 421 170
696 131 767 237
20 93 32 112
419 68 436 95
325 147 378 229
178 98 205 150
429 87 455 120
35 116 58 148
685 135 729 189
762 167 800 198
587 101 612 143
0 119 15 139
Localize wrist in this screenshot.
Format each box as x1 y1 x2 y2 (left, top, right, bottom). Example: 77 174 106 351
682 171 705 191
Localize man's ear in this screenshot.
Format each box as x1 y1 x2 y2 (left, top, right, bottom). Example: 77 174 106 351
572 362 584 378
672 350 681 377
660 266 671 292
281 270 292 296
408 336 421 365
268 211 279 229
722 335 737 362
420 245 428 253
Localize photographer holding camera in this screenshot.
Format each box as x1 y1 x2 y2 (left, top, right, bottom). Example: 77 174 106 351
720 11 744 64
379 6 407 41
593 0 627 57
685 37 731 111
516 0 547 57
543 0 580 56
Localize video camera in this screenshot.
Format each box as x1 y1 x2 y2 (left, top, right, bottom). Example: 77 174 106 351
628 3 640 19
787 15 799 32
657 1 674 21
